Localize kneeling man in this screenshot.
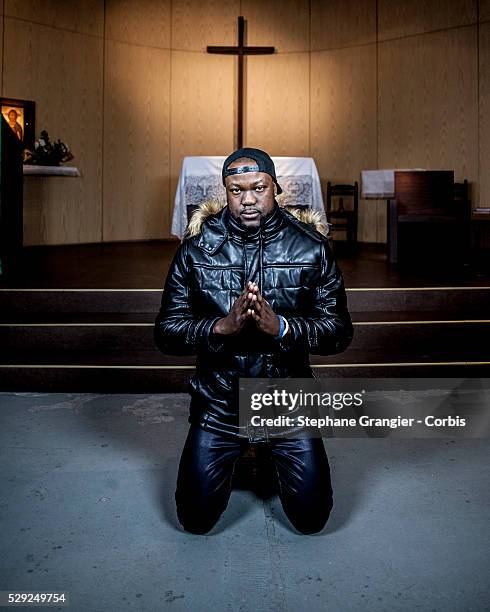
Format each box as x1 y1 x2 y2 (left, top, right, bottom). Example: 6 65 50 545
154 147 353 534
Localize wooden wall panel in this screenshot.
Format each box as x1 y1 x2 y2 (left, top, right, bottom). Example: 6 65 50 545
22 178 48 245
0 4 3 95
172 0 240 51
378 27 478 195
310 0 376 51
105 0 171 48
378 0 476 41
4 0 483 246
170 51 235 227
479 23 490 206
242 0 310 52
311 45 379 242
4 18 103 245
4 0 103 37
481 0 490 22
103 41 170 241
246 53 309 156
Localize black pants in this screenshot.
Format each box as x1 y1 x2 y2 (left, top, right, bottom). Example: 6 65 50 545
175 424 333 535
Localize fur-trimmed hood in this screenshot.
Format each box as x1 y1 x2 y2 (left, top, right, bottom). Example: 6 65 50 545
185 200 329 238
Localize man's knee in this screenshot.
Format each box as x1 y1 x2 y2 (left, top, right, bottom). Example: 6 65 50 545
175 491 227 535
177 513 218 535
292 513 330 535
285 496 333 535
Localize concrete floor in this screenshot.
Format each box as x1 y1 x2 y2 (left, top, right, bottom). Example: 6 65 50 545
0 392 489 612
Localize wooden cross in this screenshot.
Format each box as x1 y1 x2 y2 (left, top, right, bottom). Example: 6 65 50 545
207 16 275 149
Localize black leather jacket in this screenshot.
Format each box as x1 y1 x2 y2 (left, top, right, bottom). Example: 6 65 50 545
154 201 353 439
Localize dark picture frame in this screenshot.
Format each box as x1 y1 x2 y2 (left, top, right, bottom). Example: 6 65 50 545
1 97 35 149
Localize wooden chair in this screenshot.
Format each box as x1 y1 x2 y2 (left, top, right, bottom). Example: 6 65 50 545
326 181 359 245
387 171 471 265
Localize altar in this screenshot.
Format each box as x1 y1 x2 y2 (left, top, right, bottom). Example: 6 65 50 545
361 169 426 198
171 156 327 239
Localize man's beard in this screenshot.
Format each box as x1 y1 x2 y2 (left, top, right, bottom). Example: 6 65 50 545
228 201 276 232
229 209 264 232
238 216 264 231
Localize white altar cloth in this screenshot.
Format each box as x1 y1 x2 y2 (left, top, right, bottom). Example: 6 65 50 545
361 169 426 198
172 156 326 239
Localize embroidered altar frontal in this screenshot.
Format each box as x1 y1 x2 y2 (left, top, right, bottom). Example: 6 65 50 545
171 156 326 239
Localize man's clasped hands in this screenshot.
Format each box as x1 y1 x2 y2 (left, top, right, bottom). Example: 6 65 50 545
213 281 285 337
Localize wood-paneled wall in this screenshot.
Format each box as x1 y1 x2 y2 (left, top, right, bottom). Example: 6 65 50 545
311 0 481 243
2 0 488 245
0 3 3 95
3 0 104 245
480 21 490 210
310 43 379 242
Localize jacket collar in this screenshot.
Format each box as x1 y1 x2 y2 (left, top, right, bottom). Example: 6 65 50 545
197 201 284 254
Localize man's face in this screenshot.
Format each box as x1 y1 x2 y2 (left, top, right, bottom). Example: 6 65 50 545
225 160 276 229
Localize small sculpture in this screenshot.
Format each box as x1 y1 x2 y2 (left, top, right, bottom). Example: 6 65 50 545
23 130 74 165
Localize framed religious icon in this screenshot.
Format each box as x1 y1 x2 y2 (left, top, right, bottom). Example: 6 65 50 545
1 97 35 149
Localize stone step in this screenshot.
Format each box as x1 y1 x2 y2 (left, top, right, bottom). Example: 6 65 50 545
1 286 489 314
0 320 488 360
1 285 487 392
0 361 488 393
0 310 489 324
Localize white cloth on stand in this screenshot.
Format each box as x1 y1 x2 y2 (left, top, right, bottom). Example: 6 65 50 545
361 169 426 198
172 156 326 239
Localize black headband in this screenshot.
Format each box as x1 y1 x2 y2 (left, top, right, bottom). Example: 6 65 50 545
224 164 259 177
222 147 283 195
